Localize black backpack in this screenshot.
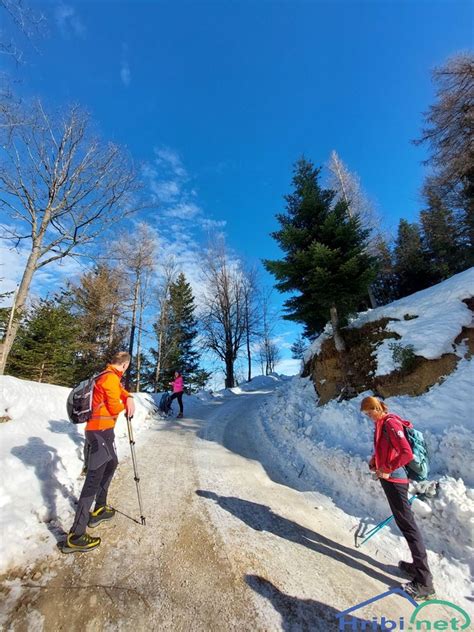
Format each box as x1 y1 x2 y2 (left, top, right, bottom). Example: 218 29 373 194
159 392 172 415
66 371 111 424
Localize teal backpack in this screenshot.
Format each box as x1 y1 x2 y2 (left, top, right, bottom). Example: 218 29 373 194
404 426 430 482
384 416 430 482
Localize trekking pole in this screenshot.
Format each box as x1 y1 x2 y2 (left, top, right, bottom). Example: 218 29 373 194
126 415 146 526
355 495 416 548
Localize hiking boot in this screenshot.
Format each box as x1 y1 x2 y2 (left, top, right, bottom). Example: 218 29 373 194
401 580 435 601
398 560 416 578
88 505 115 528
177 413 183 419
61 532 101 553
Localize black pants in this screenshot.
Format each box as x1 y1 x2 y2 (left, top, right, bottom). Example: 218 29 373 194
169 391 184 414
380 479 433 588
71 428 118 536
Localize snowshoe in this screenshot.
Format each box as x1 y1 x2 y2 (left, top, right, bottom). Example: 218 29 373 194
88 505 115 528
398 560 416 578
60 532 101 554
401 580 436 601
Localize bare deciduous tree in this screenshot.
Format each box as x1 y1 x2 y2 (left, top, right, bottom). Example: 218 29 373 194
201 240 247 388
113 223 157 391
242 266 260 382
258 289 280 375
327 151 379 231
327 150 382 308
153 257 177 390
415 54 474 245
0 0 44 62
0 100 144 373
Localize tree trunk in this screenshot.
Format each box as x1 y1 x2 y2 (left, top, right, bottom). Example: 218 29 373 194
224 351 234 388
0 246 40 374
155 325 164 391
126 277 140 391
245 306 251 381
136 306 143 393
108 311 116 348
368 286 378 309
330 305 346 353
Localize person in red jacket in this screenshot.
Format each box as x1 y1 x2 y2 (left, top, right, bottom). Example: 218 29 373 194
169 371 184 419
62 351 135 553
361 396 435 600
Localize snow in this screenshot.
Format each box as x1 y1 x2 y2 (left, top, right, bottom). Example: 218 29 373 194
0 271 473 611
306 268 474 376
256 371 474 607
0 376 160 574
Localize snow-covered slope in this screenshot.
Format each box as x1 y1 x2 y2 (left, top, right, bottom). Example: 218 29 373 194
259 272 474 604
0 377 160 573
305 267 474 376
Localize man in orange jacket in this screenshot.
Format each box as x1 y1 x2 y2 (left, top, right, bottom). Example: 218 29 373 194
63 351 135 553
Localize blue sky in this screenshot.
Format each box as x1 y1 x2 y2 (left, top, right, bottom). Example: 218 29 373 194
1 0 472 380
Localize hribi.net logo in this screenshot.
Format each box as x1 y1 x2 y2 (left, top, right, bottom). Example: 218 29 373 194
336 587 471 631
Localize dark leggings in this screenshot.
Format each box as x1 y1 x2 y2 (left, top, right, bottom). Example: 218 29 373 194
169 391 184 413
380 479 433 588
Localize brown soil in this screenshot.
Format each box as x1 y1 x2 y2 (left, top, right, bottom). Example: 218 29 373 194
307 315 473 405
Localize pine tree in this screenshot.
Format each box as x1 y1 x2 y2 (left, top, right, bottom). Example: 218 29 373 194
393 219 433 297
420 192 463 281
264 158 377 348
291 334 307 360
371 236 398 306
6 293 79 385
153 272 209 392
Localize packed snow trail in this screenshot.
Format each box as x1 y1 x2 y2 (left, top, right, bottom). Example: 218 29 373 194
1 385 441 630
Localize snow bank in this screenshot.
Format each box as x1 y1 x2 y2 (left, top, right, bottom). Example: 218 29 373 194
306 268 474 375
258 366 474 599
0 376 159 574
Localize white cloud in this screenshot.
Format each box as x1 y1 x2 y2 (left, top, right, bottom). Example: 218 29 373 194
120 61 131 87
120 43 131 87
0 241 87 307
200 218 227 231
165 202 201 220
55 3 86 38
150 179 180 204
154 147 187 179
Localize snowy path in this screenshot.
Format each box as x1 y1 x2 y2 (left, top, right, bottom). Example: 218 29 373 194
1 387 424 630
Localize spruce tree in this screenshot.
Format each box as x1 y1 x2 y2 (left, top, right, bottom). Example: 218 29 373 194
393 219 433 297
7 294 79 385
153 273 209 392
371 237 398 306
420 192 462 281
291 334 307 360
264 158 377 346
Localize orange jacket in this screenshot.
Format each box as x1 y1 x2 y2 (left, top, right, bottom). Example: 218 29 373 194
86 365 131 431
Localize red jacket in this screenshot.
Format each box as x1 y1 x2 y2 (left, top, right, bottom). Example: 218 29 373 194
86 365 131 431
371 413 414 484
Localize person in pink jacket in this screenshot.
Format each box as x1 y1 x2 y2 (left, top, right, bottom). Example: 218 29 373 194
169 371 184 418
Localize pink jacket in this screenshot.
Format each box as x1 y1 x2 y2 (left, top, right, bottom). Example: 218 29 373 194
171 375 184 393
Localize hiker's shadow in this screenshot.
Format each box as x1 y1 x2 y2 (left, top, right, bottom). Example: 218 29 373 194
48 419 85 462
245 574 343 631
197 491 399 586
11 437 76 540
